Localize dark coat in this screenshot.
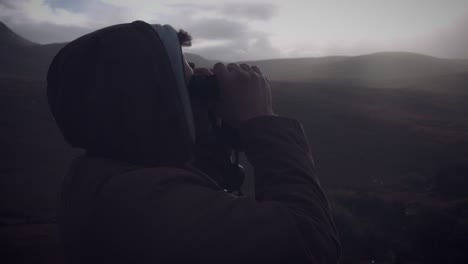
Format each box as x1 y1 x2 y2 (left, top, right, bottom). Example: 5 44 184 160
48 21 340 263
60 116 340 263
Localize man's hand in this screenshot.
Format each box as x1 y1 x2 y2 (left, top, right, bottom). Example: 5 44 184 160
213 63 274 127
193 67 213 76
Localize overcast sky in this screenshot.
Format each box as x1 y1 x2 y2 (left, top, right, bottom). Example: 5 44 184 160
1 0 468 60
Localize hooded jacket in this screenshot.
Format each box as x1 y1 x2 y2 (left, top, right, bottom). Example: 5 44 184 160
47 21 341 263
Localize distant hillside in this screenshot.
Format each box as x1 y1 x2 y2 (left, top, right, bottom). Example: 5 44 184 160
0 22 65 80
243 52 468 81
0 22 37 47
270 77 468 188
2 22 468 83
184 53 217 68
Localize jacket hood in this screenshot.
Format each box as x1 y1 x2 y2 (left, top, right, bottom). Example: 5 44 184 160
47 21 195 166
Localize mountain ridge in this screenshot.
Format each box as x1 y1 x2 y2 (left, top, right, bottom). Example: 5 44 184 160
0 21 37 47
241 52 468 81
2 21 468 81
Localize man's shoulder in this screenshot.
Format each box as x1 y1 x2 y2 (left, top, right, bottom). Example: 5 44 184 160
68 155 222 201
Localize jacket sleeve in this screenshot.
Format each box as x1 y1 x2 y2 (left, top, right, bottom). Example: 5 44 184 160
239 115 341 263
90 116 340 264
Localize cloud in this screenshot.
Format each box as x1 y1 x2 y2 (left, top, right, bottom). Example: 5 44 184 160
163 2 281 60
2 0 468 59
179 16 280 61
165 3 213 11
411 13 468 59
165 2 278 21
188 32 281 61
0 0 139 43
221 3 277 21
0 0 281 59
184 18 250 40
1 0 138 27
42 0 94 12
0 0 17 9
0 0 89 26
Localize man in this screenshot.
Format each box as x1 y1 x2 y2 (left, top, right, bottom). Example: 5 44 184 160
47 20 340 263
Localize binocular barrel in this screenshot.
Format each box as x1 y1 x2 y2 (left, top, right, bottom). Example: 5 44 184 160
188 75 219 105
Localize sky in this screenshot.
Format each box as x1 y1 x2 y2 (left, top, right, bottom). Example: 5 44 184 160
1 0 468 61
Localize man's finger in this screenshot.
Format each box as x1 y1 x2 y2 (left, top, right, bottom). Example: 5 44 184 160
252 66 263 75
240 63 254 73
227 63 241 72
193 68 213 75
213 62 227 76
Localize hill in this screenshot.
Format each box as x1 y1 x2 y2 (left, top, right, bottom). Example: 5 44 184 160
0 22 37 47
2 21 468 83
270 77 468 187
243 52 468 81
0 22 65 80
184 52 217 68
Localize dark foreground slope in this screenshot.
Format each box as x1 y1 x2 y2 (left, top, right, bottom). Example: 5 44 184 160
271 76 468 188
0 77 81 221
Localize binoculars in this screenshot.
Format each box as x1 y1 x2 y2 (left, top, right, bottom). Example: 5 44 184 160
188 74 219 106
187 74 245 194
